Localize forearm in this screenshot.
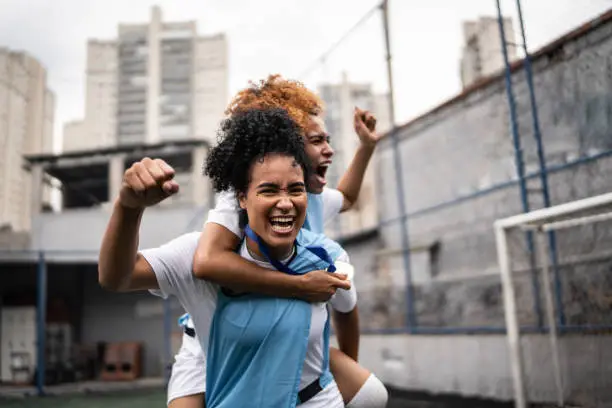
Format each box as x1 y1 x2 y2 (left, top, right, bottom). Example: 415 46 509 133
332 307 360 361
193 224 306 298
98 200 143 291
195 250 306 297
336 143 375 211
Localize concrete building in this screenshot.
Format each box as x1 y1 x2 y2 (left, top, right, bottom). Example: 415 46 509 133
0 6 228 382
349 9 612 406
0 49 54 232
319 73 390 238
63 6 228 152
460 16 518 88
0 139 213 381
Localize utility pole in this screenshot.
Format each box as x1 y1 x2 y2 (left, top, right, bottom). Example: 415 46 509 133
381 0 416 331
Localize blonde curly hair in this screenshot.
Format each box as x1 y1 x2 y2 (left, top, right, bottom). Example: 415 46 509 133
225 74 325 132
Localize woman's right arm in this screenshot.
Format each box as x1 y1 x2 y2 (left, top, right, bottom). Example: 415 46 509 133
98 199 159 292
193 223 350 302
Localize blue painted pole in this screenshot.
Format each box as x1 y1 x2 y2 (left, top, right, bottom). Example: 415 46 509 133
514 0 565 326
36 251 47 396
382 0 417 331
495 0 544 328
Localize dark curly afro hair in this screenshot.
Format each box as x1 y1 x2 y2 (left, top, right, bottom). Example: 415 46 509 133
204 108 312 194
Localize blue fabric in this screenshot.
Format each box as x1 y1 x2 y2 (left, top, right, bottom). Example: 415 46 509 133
303 192 324 234
205 229 344 408
244 225 336 274
177 313 189 328
181 193 325 323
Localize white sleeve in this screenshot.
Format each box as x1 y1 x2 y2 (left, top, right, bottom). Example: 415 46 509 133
321 187 344 225
204 190 243 238
329 251 357 313
139 232 200 300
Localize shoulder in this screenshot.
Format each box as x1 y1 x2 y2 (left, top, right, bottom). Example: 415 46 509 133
162 232 201 254
140 231 200 269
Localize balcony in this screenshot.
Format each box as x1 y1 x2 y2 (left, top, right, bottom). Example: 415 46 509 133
30 204 208 262
22 140 213 262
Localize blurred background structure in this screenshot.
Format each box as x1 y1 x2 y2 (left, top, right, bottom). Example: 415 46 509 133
1 1 612 407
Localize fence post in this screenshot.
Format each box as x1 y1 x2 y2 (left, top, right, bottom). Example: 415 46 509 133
514 0 564 327
381 0 417 331
495 0 544 328
36 251 47 396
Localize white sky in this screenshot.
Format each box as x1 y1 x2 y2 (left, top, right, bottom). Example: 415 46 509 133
0 0 610 152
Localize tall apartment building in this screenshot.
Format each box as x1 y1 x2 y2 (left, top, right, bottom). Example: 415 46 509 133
460 16 517 88
319 73 390 237
63 6 228 152
0 49 55 232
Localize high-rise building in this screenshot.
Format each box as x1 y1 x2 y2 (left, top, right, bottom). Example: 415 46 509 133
319 73 390 237
63 6 228 152
0 49 55 232
460 16 517 88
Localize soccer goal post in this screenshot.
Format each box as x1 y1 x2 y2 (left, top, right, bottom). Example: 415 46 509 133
494 192 612 408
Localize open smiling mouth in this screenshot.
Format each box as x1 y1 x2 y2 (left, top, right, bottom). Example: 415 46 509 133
269 216 296 234
315 163 329 182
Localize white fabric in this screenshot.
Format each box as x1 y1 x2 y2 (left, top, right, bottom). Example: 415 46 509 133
303 380 344 408
141 231 356 407
205 190 243 238
206 187 345 238
140 232 218 350
321 187 344 224
167 331 206 404
238 243 353 407
346 374 389 408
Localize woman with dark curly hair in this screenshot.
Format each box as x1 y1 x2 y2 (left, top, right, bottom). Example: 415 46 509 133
99 75 388 408
193 75 388 408
122 108 355 407
201 108 355 407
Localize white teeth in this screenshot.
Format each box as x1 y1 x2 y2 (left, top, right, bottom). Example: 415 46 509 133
270 217 294 222
269 216 295 233
270 224 294 233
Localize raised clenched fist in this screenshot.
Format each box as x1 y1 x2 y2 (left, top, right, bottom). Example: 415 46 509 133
353 107 380 147
118 157 179 209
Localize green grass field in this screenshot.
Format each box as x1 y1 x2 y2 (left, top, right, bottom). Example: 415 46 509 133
0 390 167 408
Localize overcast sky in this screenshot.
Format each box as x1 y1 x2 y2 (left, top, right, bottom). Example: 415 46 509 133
0 0 610 151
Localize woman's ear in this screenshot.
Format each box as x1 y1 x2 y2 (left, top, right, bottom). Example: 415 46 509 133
238 192 247 210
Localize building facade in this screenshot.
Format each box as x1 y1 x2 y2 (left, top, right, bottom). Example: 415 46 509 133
352 10 612 405
0 49 54 232
319 73 390 238
0 140 213 378
460 16 518 88
63 6 228 152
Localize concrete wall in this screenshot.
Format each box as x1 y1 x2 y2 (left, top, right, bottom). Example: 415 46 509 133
356 333 612 406
0 264 184 378
370 12 612 329
30 203 208 261
80 270 185 377
21 199 208 377
350 13 612 404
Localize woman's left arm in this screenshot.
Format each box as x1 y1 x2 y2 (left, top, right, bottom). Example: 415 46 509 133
329 252 360 361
